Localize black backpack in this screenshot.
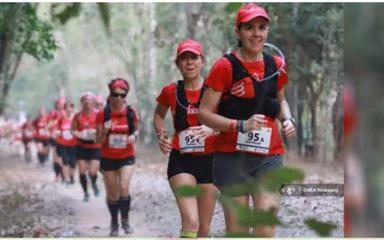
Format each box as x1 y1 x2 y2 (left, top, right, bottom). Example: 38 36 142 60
174 80 205 132
217 52 281 120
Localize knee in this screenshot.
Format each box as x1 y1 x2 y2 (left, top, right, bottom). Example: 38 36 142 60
106 187 120 201
106 193 120 202
183 216 199 231
120 185 130 196
89 169 98 176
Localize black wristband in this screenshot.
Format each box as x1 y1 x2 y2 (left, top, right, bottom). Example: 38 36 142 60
282 117 296 126
236 120 242 133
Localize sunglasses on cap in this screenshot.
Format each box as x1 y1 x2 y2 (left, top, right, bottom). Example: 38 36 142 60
111 92 127 98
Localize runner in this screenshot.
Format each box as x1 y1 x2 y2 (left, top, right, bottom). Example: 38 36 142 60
343 82 365 236
153 39 217 238
95 95 104 112
72 91 101 202
199 4 296 236
96 78 140 236
33 107 51 166
21 117 35 163
49 98 65 182
56 101 77 185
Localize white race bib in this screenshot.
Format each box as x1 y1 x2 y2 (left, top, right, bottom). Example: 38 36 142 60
24 130 34 138
179 129 205 153
236 127 272 154
62 130 73 140
81 129 96 141
39 128 50 137
108 134 128 149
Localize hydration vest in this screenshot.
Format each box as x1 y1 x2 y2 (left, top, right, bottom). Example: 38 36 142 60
104 104 135 135
174 80 205 132
218 52 281 120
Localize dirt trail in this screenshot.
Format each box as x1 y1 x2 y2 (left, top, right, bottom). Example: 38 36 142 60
0 144 343 237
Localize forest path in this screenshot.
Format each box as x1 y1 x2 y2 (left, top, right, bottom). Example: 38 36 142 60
0 144 342 237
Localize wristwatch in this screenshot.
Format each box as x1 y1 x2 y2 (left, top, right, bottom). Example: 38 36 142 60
282 117 296 126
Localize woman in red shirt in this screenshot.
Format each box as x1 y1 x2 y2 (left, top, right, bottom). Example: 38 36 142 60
199 4 296 237
33 106 51 166
56 101 77 185
21 117 35 163
96 78 139 237
153 39 217 238
94 95 104 112
49 98 65 182
72 92 101 202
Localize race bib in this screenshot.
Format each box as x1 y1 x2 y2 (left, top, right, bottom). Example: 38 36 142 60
24 130 34 138
39 128 50 137
62 130 73 140
81 129 96 141
179 129 205 153
236 127 272 154
108 134 128 149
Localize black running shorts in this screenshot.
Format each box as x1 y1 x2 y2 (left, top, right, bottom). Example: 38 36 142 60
100 156 135 171
213 151 283 191
167 149 214 184
75 146 100 161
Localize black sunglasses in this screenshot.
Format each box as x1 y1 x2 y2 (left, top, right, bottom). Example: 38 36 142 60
111 92 127 98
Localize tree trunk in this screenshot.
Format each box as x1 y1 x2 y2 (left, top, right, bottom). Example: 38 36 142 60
185 3 201 39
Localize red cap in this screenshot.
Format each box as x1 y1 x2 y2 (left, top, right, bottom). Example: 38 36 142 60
235 3 270 28
176 39 203 58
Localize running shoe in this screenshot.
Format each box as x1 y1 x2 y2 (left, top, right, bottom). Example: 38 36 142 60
93 184 100 197
83 193 90 202
109 222 119 237
121 220 133 234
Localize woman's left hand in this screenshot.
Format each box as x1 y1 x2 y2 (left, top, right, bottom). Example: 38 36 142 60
282 119 296 138
188 125 214 141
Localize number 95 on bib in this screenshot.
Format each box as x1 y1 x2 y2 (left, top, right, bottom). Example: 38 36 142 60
236 127 272 154
179 129 205 154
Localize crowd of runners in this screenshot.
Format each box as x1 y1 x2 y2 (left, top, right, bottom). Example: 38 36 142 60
0 4 299 237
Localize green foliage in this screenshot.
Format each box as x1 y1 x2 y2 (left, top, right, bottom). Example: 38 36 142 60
50 3 81 25
20 4 58 60
174 185 204 197
0 3 58 61
261 167 305 192
225 2 242 14
97 3 110 34
219 195 281 228
219 167 305 196
304 218 337 236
